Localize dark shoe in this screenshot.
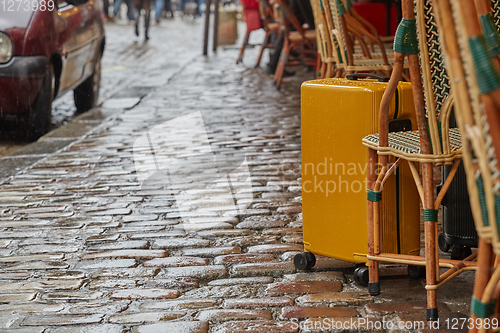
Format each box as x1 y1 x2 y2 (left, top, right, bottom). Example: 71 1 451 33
135 22 139 36
265 65 276 75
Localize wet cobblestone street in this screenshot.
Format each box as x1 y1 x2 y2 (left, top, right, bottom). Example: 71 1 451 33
0 18 475 332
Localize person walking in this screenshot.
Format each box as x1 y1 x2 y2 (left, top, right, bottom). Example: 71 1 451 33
154 0 164 23
134 0 152 39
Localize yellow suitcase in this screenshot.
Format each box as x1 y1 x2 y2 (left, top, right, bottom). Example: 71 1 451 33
298 75 421 267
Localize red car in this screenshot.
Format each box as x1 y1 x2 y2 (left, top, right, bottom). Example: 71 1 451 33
0 0 105 141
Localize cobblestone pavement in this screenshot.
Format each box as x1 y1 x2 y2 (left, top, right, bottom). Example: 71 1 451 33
0 18 475 333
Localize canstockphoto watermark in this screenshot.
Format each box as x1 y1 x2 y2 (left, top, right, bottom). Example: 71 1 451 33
302 158 396 196
133 111 253 230
289 318 426 331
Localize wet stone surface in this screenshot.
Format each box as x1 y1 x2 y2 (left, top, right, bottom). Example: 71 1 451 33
0 15 474 333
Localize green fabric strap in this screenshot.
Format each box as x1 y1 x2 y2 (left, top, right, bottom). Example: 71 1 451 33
344 0 352 9
367 190 382 202
319 0 324 11
423 209 438 222
437 121 443 152
393 19 419 55
480 14 500 57
471 296 495 318
336 0 346 16
469 35 500 94
477 176 490 227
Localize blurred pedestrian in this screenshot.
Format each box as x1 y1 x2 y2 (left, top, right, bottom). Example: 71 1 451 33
163 0 174 18
134 0 152 39
155 0 163 23
114 0 136 20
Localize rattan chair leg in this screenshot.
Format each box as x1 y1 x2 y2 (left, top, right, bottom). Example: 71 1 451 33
274 39 290 89
367 148 380 295
255 31 271 68
470 239 493 333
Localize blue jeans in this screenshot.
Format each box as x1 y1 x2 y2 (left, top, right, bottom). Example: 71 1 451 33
155 0 163 19
113 0 135 19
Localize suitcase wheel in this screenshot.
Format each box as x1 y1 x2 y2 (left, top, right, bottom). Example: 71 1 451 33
293 252 316 270
407 265 426 279
353 266 369 287
438 233 451 253
450 245 472 260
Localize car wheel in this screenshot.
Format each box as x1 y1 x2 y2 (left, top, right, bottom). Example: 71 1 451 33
74 52 101 113
26 64 54 142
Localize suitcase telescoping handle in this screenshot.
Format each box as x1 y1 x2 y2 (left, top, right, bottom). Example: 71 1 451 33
346 73 390 82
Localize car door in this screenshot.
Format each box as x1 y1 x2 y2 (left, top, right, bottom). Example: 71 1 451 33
56 0 99 93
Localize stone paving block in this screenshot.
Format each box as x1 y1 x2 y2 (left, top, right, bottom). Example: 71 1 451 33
91 268 159 278
0 279 83 291
223 297 294 308
311 257 356 270
142 299 218 310
197 309 272 322
208 277 274 286
46 324 124 333
154 238 211 249
280 307 359 319
283 271 345 282
0 303 65 313
75 259 136 270
87 241 149 251
1 328 46 333
159 265 227 279
212 320 299 333
175 222 234 231
130 321 208 333
247 244 303 253
80 250 168 260
110 288 179 300
184 285 258 298
109 311 186 324
282 234 303 244
214 254 275 265
88 209 131 216
182 246 241 257
365 301 451 315
236 215 292 229
143 257 208 267
88 279 137 289
42 292 104 301
0 315 23 329
231 262 296 277
64 300 130 315
130 231 185 239
21 314 104 326
143 277 200 289
296 292 373 306
0 293 37 302
197 229 252 238
42 271 85 280
265 281 342 295
18 245 79 254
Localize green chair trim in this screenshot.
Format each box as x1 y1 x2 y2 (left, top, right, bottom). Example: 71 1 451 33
477 176 490 227
344 0 352 10
319 0 324 11
471 296 495 318
480 13 500 57
393 19 419 55
469 35 500 94
423 209 438 222
336 0 346 16
367 190 382 202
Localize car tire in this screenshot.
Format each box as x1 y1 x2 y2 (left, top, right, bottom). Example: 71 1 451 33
74 52 101 113
26 64 54 142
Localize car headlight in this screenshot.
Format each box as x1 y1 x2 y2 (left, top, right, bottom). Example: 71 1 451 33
0 33 13 64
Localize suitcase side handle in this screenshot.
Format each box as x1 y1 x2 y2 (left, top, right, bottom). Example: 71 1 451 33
346 73 390 82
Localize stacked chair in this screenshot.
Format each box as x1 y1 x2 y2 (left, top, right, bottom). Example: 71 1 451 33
361 0 481 322
431 0 500 330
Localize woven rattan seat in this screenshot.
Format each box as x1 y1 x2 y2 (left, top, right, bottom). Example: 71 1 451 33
362 128 462 163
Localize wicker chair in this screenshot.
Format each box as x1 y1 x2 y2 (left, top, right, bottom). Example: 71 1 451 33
361 0 481 322
310 0 336 78
432 0 500 330
273 0 317 89
327 0 400 77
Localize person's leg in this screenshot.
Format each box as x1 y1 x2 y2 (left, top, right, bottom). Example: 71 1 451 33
113 0 122 17
103 0 109 17
127 0 136 21
266 34 284 74
155 0 163 21
134 0 140 35
144 0 151 39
